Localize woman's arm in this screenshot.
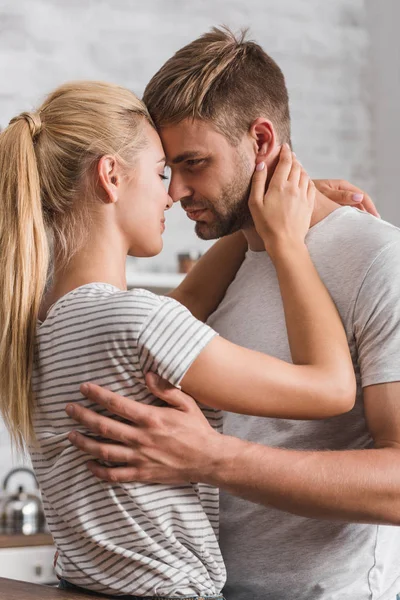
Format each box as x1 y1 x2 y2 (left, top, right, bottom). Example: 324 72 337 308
167 231 247 322
168 180 378 323
180 146 356 419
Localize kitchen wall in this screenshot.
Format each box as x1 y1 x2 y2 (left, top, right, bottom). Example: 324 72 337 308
366 0 400 225
0 0 376 481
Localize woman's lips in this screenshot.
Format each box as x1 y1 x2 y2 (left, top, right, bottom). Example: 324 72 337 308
160 220 166 232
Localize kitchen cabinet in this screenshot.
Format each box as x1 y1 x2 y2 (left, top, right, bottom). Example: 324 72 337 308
0 534 57 585
0 577 106 599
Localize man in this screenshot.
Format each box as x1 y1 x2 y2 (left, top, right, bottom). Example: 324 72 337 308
65 28 400 600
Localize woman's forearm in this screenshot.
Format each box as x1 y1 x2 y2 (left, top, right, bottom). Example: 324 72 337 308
271 242 355 399
168 231 247 322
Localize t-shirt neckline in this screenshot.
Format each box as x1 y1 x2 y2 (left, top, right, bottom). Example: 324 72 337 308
38 282 122 326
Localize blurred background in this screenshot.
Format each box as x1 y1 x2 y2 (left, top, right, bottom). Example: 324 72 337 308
0 0 399 585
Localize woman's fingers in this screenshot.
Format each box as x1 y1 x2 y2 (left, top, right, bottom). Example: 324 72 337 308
307 179 316 209
248 161 268 210
269 143 292 187
299 169 309 192
288 155 302 186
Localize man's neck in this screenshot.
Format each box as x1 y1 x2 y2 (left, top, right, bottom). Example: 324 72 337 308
243 190 341 251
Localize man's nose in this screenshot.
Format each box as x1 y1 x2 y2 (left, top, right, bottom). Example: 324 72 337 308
168 174 192 203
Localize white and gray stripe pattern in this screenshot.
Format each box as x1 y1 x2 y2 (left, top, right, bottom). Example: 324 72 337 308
31 283 225 597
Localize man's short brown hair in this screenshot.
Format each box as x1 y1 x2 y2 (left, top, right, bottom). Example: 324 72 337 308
143 26 291 145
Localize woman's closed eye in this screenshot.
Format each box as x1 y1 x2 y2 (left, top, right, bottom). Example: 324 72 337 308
159 165 171 181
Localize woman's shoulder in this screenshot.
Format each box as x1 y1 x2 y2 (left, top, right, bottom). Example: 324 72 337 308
37 284 168 336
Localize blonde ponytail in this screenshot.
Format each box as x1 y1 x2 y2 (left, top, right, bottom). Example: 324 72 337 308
0 81 151 452
0 114 49 452
0 81 153 450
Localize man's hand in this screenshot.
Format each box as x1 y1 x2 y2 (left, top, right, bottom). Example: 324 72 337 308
66 375 220 484
314 179 380 217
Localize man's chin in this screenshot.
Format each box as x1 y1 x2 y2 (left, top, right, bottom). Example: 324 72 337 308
194 222 219 240
194 220 243 240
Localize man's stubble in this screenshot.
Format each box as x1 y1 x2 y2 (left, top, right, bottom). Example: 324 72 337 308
193 151 254 241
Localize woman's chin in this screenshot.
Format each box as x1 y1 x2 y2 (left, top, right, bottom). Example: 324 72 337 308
129 238 163 258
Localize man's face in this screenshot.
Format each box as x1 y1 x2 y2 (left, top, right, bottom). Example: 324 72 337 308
160 119 254 240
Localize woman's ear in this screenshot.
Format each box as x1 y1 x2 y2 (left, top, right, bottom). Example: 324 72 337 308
97 155 121 204
249 118 277 161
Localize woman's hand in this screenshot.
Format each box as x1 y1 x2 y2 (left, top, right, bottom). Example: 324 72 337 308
314 179 379 217
248 144 316 259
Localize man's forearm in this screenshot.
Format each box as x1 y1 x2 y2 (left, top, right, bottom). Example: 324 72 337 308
209 435 400 525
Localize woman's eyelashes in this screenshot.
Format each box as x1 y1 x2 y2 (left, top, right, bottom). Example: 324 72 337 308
159 165 171 181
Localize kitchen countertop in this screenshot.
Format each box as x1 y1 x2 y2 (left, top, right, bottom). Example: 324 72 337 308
0 577 106 599
0 533 54 548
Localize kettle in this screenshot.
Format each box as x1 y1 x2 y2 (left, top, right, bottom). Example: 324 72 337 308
0 467 46 535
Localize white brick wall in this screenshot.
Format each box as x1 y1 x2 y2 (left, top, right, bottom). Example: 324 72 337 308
0 0 374 478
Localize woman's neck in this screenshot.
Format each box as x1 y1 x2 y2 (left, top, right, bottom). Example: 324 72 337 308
39 228 128 321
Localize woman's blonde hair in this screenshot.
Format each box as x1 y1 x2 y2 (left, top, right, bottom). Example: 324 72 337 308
0 81 152 452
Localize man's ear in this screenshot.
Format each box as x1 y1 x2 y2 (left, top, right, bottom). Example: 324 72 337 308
249 118 277 161
97 155 121 204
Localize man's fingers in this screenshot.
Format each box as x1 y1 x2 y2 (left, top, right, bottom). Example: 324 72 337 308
66 403 139 444
68 431 138 463
87 462 182 485
87 462 140 483
79 383 148 425
145 373 196 412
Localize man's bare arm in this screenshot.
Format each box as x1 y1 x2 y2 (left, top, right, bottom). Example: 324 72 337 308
206 381 400 524
66 379 400 525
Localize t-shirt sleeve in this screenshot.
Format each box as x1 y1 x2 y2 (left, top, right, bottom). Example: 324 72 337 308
353 240 400 388
137 295 218 388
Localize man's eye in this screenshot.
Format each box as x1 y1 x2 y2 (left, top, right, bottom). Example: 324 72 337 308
186 159 205 167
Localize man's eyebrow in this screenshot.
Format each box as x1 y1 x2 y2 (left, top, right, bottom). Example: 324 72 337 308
157 157 166 164
170 151 203 165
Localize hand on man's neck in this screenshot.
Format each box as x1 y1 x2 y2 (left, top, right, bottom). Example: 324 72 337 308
243 190 342 252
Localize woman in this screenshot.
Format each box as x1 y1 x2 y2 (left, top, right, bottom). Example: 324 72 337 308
0 81 355 599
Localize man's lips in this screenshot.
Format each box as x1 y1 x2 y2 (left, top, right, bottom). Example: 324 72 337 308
184 208 208 221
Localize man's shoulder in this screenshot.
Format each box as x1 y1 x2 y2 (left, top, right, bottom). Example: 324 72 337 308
311 208 400 268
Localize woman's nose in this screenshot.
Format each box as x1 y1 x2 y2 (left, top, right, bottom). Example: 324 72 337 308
165 194 174 210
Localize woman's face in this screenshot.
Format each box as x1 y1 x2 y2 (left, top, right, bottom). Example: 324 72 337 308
116 122 173 257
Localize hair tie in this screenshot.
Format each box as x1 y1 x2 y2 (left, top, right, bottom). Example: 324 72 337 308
9 112 42 138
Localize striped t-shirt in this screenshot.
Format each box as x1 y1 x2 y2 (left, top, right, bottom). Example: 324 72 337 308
31 283 225 597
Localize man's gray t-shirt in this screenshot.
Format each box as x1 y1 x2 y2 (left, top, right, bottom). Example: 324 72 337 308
208 206 400 600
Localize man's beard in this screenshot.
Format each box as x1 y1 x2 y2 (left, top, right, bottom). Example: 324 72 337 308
184 155 253 241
